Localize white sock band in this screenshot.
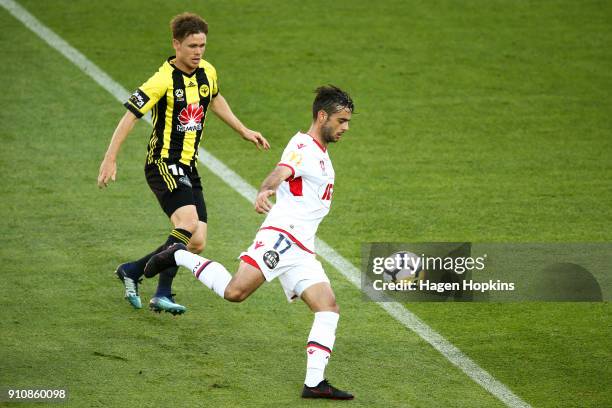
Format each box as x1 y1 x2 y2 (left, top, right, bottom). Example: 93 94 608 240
175 250 231 298
305 311 339 387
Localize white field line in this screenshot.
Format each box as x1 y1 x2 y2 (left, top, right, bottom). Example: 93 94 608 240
1 1 531 407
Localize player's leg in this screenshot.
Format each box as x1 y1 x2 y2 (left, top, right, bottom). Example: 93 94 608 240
115 163 196 311
189 258 266 302
300 282 353 400
147 204 199 314
185 178 208 255
150 181 208 313
222 262 266 302
188 221 207 254
146 243 265 302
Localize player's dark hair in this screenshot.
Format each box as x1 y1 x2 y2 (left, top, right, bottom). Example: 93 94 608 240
171 13 209 41
312 85 354 120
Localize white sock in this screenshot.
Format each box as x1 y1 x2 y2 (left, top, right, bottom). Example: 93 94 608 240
304 311 339 387
174 250 231 298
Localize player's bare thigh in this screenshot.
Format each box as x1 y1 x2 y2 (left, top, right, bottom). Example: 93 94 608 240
224 261 266 302
301 282 339 313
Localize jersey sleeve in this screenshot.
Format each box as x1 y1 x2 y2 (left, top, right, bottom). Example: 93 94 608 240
278 139 307 178
207 63 220 98
124 69 168 118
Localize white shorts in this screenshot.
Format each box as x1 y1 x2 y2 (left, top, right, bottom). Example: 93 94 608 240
239 228 329 302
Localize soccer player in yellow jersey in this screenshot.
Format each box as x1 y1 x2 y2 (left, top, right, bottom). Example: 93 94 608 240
97 12 269 314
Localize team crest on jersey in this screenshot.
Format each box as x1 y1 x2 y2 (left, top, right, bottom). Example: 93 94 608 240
177 103 204 132
129 88 149 109
174 88 185 102
199 84 210 97
287 151 303 166
262 250 280 269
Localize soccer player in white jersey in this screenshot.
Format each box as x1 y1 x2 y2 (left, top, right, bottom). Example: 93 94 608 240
145 85 354 399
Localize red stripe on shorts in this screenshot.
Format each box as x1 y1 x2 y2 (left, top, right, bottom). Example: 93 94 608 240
240 255 262 271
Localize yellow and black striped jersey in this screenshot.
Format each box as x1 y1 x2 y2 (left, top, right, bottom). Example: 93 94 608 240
124 56 219 167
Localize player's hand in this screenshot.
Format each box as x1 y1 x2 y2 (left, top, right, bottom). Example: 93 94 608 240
255 189 275 213
97 157 117 188
241 129 270 150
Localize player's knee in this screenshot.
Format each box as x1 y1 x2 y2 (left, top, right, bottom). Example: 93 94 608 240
179 218 199 234
224 286 248 303
311 299 339 313
327 302 340 314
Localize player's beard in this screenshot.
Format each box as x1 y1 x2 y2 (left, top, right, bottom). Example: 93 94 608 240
321 123 336 144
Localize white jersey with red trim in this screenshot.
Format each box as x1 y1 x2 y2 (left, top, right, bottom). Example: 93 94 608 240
261 132 335 252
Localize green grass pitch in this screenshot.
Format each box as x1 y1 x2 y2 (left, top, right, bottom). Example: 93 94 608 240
1 0 610 407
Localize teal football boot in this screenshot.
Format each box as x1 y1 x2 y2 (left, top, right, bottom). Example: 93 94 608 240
149 295 186 315
115 264 142 309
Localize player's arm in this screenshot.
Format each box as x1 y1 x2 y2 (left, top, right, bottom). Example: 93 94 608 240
97 110 139 188
210 93 270 150
98 69 167 189
254 165 293 214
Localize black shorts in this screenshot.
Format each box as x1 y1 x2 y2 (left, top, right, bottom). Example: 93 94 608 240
145 161 207 222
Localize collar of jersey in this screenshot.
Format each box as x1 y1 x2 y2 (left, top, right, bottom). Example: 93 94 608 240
167 56 199 77
302 132 327 153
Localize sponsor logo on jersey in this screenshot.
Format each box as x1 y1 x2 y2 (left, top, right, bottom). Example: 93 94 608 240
177 103 204 132
199 84 210 98
262 250 280 269
129 88 149 109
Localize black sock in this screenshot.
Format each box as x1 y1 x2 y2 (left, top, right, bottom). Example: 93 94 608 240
125 245 164 280
125 228 193 280
166 228 192 246
154 266 179 298
154 228 192 298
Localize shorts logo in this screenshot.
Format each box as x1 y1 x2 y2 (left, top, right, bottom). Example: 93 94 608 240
177 103 204 132
254 241 264 250
174 88 185 102
129 89 149 109
178 176 192 187
199 84 210 98
262 250 280 269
